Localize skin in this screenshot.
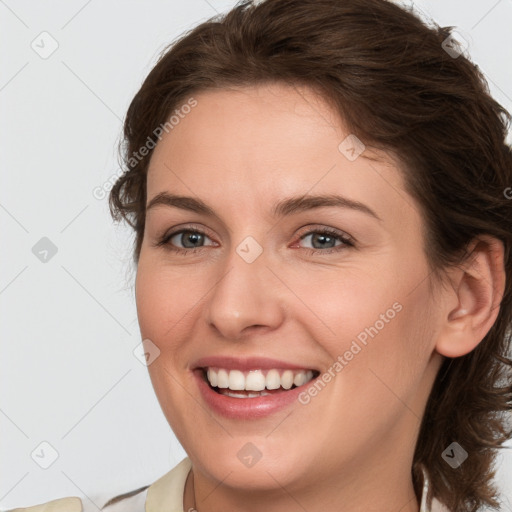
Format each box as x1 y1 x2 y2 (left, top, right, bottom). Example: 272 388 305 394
135 82 505 512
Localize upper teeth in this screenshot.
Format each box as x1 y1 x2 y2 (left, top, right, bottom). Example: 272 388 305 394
206 368 315 391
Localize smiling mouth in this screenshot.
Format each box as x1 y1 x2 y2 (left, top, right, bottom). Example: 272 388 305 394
201 367 320 398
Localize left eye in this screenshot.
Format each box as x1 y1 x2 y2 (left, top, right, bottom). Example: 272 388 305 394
299 230 345 250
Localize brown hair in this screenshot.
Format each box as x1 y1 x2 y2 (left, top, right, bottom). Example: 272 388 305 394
109 0 512 510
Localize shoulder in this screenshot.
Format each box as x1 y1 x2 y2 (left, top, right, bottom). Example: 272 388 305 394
100 485 149 511
4 458 192 512
4 497 83 512
3 488 149 512
3 487 150 512
431 497 451 512
101 457 191 511
419 465 452 512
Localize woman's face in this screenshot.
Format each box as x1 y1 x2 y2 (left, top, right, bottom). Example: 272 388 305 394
136 83 445 495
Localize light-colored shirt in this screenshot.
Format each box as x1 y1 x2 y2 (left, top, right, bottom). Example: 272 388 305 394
6 457 450 512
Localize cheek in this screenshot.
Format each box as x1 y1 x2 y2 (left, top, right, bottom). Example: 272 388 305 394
135 262 202 343
334 283 435 427
287 264 405 359
135 263 199 434
302 258 432 394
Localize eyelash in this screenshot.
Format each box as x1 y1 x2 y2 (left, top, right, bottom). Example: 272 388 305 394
154 225 354 256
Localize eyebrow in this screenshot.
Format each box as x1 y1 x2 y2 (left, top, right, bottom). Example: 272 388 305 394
146 192 382 221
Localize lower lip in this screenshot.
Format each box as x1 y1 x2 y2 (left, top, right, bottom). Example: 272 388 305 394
193 370 312 419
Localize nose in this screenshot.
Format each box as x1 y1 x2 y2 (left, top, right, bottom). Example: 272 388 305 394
203 247 286 341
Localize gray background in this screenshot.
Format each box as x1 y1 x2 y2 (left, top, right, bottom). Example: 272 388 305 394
1 0 511 508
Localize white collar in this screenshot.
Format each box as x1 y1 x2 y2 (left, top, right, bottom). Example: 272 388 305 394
145 457 192 510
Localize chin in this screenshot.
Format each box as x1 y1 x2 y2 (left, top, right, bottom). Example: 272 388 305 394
185 435 311 491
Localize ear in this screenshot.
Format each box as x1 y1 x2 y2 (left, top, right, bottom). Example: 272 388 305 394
435 235 506 358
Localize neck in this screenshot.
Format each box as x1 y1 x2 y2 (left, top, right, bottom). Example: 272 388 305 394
183 457 420 512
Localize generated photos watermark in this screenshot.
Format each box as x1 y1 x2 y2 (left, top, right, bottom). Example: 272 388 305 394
298 301 403 405
92 97 198 200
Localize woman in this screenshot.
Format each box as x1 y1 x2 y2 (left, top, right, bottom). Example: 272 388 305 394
10 0 512 511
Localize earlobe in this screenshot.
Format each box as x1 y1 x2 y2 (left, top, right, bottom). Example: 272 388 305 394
435 235 506 359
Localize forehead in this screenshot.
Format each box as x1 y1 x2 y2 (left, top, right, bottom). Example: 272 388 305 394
151 83 346 166
146 83 410 221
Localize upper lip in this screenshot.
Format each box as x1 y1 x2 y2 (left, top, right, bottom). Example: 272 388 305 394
192 356 319 372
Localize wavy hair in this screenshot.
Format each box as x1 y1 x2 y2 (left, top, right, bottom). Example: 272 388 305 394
108 1 512 510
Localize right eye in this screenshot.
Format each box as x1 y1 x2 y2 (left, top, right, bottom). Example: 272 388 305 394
156 228 217 254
